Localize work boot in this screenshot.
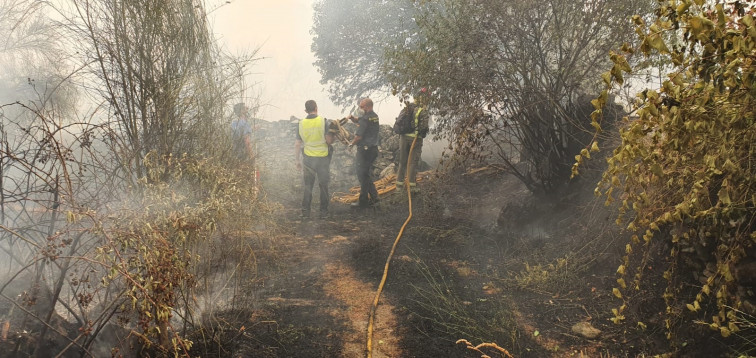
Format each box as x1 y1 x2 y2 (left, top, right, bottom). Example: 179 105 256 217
319 211 330 219
300 210 310 219
409 182 419 194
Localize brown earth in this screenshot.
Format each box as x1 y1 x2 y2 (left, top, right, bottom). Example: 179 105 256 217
189 165 739 358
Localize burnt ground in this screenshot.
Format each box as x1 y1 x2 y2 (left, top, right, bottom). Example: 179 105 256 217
189 168 742 358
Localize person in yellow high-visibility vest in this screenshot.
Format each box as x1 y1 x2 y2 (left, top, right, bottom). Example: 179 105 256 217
396 88 430 192
295 100 335 219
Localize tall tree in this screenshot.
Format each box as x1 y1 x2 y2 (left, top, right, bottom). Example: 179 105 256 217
312 0 422 105
67 0 245 181
1 1 264 355
384 0 654 194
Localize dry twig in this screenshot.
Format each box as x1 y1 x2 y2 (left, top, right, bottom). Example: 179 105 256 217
456 339 514 358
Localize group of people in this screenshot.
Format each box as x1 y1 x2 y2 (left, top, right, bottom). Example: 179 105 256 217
294 93 429 219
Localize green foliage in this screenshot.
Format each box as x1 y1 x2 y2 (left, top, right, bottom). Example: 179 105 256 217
409 259 517 348
312 0 420 105
577 0 756 342
96 152 264 353
513 258 576 294
383 0 652 194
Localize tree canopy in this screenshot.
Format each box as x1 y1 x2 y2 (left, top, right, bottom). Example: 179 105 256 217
312 0 423 106
313 0 655 193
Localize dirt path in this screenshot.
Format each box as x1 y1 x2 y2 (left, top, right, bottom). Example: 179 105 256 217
223 171 738 358
234 179 602 358
322 262 402 358
268 214 404 358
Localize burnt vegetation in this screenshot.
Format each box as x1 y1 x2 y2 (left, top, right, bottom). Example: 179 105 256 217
0 0 754 357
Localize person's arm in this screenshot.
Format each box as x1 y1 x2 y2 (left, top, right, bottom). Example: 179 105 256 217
417 108 430 138
350 116 366 146
324 119 335 145
244 134 254 158
295 139 303 169
349 135 362 147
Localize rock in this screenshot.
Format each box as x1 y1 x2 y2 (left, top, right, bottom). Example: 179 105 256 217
380 163 396 178
571 321 601 339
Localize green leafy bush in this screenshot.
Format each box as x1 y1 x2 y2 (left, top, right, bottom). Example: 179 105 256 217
575 0 756 341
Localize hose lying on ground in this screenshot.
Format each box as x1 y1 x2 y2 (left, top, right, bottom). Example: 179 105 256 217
365 136 418 358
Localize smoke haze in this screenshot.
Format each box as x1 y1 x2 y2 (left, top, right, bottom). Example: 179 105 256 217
210 0 404 123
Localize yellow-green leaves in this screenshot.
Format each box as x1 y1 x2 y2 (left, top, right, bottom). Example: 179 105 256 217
676 0 691 16
613 287 623 298
717 185 732 206
611 305 626 324
686 300 700 312
617 278 627 289
617 265 626 275
611 52 632 73
650 33 669 54
579 0 756 343
689 16 714 39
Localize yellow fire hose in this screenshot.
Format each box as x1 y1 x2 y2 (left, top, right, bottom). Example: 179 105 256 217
365 136 418 358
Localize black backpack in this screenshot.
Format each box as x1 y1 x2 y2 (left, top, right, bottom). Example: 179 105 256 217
393 104 416 134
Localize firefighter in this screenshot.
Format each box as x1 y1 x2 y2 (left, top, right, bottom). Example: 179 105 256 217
295 100 335 219
396 88 430 192
347 97 380 208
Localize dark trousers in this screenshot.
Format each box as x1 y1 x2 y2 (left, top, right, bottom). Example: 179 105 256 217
356 146 379 206
302 154 331 214
397 135 423 183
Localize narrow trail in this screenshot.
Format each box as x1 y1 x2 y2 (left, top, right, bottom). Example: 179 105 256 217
282 214 403 357
322 262 402 357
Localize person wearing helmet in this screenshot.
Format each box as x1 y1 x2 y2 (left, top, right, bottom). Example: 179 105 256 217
396 88 430 192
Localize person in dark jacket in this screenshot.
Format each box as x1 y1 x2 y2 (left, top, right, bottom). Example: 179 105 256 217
396 89 430 192
347 97 380 208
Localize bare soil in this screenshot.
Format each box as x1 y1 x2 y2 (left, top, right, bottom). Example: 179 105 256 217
192 169 738 358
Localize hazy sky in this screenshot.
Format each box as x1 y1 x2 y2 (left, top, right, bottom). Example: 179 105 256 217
210 0 401 123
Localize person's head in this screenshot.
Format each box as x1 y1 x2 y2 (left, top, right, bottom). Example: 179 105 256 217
359 98 373 112
415 87 429 106
233 103 247 117
305 100 317 114
351 97 365 117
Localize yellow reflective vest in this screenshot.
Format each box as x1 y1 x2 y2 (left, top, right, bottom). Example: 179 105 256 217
299 115 329 157
406 107 424 138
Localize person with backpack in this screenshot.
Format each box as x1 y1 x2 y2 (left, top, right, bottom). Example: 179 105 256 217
295 100 335 219
346 97 380 208
395 88 430 191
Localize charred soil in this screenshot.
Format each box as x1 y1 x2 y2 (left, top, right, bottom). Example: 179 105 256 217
190 168 741 358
